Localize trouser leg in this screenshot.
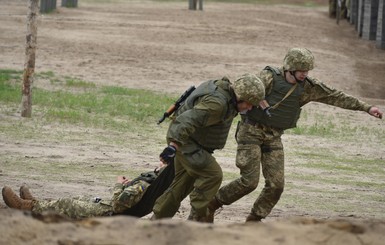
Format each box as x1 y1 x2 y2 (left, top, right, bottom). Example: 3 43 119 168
185 153 222 218
252 137 284 218
33 197 113 219
152 154 195 219
216 122 262 205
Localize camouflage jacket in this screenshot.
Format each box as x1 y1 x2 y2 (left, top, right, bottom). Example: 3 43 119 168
109 169 162 214
258 66 372 112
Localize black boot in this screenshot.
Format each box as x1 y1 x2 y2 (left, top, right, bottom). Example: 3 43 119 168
245 212 263 222
207 197 223 223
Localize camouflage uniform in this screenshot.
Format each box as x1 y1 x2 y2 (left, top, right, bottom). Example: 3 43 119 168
32 175 153 219
215 49 372 220
153 75 264 221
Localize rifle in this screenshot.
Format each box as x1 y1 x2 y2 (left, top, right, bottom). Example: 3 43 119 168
157 86 196 124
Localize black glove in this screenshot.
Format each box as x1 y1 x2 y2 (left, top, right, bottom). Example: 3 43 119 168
160 145 176 164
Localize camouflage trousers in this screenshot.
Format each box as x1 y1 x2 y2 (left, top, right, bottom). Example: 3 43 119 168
216 121 285 218
153 150 222 219
32 180 150 219
32 197 113 219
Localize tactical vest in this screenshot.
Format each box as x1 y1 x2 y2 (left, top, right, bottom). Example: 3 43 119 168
175 78 238 151
247 66 304 130
127 171 158 187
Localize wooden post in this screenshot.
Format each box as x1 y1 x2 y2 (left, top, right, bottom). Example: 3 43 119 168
376 0 385 49
189 0 196 10
21 0 39 118
350 0 358 25
362 0 379 40
62 0 78 8
189 0 202 10
357 0 364 36
329 0 337 18
40 0 57 13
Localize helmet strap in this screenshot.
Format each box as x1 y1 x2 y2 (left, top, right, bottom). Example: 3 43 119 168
289 71 303 83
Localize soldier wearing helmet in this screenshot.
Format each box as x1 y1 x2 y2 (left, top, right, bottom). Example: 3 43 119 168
208 48 383 223
152 74 265 222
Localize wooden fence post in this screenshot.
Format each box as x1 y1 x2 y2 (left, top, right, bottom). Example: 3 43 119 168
350 0 358 25
188 0 202 10
376 0 385 49
357 0 364 36
62 0 78 8
362 0 379 40
40 0 57 13
21 0 39 118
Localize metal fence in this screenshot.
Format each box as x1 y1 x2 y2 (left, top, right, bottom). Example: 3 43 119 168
331 0 385 49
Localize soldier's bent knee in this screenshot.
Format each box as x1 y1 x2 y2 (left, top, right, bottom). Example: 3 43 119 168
240 176 259 190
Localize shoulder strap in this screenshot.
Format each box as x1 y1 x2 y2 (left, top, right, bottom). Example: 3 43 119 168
264 66 281 76
270 83 298 110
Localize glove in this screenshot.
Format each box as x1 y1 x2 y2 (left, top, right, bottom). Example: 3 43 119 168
160 145 176 164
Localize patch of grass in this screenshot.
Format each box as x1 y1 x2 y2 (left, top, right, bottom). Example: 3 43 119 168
0 69 23 103
65 78 96 88
0 69 176 129
286 109 385 141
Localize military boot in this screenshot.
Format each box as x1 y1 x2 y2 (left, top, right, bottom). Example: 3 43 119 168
245 212 263 222
2 186 34 210
190 214 210 223
207 197 223 223
19 184 36 201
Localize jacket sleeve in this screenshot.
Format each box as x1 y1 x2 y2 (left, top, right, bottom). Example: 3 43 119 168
301 77 372 112
258 69 274 95
166 95 226 146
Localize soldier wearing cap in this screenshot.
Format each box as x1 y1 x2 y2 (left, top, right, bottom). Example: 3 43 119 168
152 74 265 222
208 48 383 222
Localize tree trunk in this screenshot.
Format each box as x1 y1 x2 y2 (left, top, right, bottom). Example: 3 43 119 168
21 0 39 118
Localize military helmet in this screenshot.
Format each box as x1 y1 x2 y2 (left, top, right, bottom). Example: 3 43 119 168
231 73 265 106
283 48 314 71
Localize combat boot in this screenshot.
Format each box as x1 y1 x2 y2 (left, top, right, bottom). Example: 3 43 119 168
207 197 223 223
19 184 36 201
2 186 34 210
190 214 210 223
245 212 263 222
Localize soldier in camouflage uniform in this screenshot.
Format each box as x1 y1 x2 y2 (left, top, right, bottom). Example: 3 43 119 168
152 74 265 222
208 48 383 222
2 167 163 219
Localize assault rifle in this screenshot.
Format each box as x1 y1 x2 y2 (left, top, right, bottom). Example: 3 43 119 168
157 86 196 124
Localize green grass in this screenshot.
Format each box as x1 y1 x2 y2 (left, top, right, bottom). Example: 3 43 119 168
0 69 175 129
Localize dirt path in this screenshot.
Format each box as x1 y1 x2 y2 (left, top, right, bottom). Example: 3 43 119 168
2 0 385 98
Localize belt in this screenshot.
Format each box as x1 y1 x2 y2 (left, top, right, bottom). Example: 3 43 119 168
243 117 260 127
242 118 282 134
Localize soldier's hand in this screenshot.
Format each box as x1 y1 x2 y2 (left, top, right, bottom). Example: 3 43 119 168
117 176 130 184
160 145 176 164
369 106 383 119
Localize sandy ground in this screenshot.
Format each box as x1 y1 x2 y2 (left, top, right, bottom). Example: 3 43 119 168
1 0 385 244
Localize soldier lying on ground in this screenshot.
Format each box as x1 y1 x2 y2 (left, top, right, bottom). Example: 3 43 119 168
2 162 174 219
